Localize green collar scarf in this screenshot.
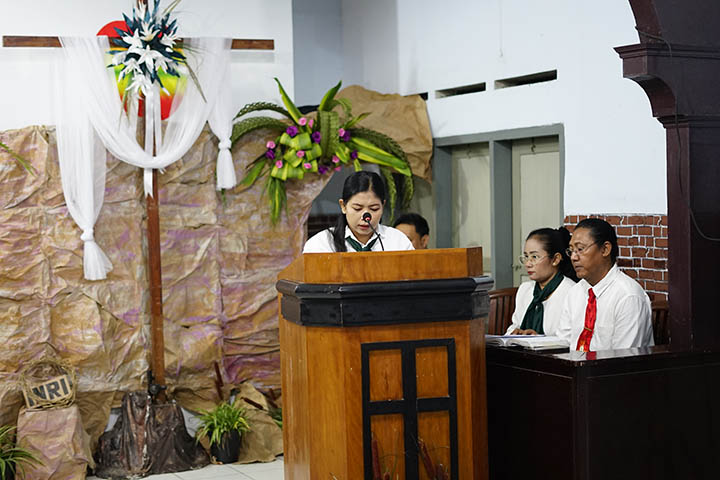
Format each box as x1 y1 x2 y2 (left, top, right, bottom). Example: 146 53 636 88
519 272 564 334
346 236 378 252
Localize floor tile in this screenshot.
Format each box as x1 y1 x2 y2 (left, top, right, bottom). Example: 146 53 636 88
228 461 284 474
242 469 284 480
174 464 238 479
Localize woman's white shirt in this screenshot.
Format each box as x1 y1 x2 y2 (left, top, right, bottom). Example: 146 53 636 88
557 264 654 351
303 224 414 253
504 276 576 336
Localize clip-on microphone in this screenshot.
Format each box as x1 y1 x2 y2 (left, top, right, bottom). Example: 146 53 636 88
362 212 385 251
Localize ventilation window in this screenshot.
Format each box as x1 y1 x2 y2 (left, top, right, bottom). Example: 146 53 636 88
434 82 486 99
494 70 557 89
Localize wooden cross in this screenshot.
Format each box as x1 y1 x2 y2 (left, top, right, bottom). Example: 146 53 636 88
4 12 272 397
2 36 274 50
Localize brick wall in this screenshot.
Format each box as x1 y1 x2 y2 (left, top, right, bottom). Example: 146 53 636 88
564 214 668 300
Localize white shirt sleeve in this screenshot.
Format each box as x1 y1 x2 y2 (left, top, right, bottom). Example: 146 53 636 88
610 294 654 349
556 293 574 345
302 229 335 253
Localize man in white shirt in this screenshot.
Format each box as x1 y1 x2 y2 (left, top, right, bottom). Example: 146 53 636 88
557 218 654 351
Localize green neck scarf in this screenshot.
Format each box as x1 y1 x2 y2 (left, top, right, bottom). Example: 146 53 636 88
346 236 378 252
519 272 564 334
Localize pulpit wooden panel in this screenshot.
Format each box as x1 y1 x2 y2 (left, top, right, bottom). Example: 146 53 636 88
278 248 490 480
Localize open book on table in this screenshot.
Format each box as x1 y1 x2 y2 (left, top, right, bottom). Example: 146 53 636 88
485 334 570 350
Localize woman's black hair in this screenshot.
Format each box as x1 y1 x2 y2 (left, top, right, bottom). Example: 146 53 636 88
331 171 386 252
575 218 619 264
527 226 578 282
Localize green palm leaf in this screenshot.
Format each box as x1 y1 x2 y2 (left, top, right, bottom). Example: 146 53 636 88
234 101 292 120
274 78 303 123
0 141 36 176
380 167 398 223
239 157 267 187
318 80 342 112
401 174 414 210
231 117 287 145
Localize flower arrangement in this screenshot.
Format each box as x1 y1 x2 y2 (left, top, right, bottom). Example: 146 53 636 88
232 79 414 223
108 0 199 104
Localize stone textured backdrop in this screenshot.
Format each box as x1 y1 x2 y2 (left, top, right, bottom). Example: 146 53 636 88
0 125 328 446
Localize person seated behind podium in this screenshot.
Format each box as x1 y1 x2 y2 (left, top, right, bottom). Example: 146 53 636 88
303 171 414 253
393 213 430 249
557 218 654 351
505 227 578 336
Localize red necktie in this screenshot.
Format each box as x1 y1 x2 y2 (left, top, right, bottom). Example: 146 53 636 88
576 288 596 352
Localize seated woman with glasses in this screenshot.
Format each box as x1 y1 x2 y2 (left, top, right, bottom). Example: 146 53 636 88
505 227 578 336
557 218 653 351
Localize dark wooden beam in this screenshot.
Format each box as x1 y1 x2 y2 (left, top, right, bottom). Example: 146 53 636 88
618 0 720 350
2 35 274 50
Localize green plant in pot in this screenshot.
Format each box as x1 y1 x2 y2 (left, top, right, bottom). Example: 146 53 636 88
0 425 41 480
196 403 251 464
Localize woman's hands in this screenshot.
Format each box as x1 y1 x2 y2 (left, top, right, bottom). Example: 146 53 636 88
509 328 539 335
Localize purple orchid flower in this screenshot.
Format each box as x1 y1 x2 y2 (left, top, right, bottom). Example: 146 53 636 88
286 125 299 137
350 150 359 160
340 130 351 142
318 165 329 174
311 131 322 143
265 149 276 160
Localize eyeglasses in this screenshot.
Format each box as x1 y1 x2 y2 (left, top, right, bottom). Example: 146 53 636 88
518 254 547 265
565 242 598 257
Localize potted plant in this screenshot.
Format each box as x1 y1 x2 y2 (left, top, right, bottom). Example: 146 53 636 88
196 403 251 464
0 425 41 480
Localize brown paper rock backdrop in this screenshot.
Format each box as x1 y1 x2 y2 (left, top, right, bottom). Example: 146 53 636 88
338 85 433 182
0 125 327 433
0 90 432 436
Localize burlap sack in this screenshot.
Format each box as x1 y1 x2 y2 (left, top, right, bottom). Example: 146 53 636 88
232 383 283 463
15 404 95 480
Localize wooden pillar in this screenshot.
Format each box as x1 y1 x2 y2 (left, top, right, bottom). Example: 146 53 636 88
617 0 720 349
147 168 165 387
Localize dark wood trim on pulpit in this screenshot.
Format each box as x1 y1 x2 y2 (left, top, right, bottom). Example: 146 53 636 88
276 276 492 327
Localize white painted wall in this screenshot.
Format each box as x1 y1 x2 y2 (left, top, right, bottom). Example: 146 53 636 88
0 0 294 131
292 0 343 107
388 0 667 214
341 0 399 95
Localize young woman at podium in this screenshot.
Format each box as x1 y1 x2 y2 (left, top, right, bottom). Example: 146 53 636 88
505 227 577 336
303 171 414 253
558 218 653 351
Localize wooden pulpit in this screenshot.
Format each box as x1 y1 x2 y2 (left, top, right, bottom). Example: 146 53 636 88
277 248 491 479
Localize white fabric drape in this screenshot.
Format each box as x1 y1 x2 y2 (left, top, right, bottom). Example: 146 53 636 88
207 45 237 190
55 57 114 281
56 36 232 280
